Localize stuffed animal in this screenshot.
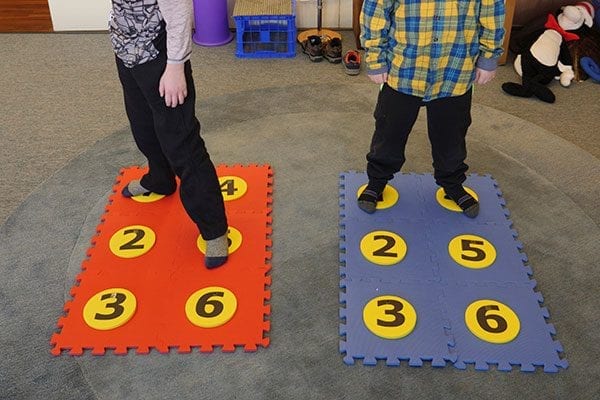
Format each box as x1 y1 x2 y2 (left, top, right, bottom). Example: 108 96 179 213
502 2 595 103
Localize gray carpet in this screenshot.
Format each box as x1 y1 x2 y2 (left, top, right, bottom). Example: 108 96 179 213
2 80 600 399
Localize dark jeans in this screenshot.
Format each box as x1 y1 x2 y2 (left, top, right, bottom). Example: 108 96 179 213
115 35 227 240
366 84 472 193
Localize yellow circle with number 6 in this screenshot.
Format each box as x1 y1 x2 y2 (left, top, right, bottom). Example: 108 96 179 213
185 287 237 328
465 299 520 344
363 295 417 339
448 234 496 269
360 231 407 266
219 176 247 201
83 288 137 330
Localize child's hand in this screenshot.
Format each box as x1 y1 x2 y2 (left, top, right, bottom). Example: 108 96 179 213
474 68 496 85
159 63 187 107
368 72 388 84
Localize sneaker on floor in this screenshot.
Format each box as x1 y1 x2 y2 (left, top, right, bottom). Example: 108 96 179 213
343 50 361 75
302 35 324 62
324 37 342 63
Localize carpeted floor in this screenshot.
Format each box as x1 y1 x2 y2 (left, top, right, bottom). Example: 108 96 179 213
1 31 599 400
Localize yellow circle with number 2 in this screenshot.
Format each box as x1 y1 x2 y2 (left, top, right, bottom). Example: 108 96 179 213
363 295 417 339
465 299 520 344
109 225 156 259
185 287 237 328
83 288 137 330
360 231 407 266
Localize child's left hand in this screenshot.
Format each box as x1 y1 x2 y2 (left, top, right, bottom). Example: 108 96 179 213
159 63 188 107
474 68 496 85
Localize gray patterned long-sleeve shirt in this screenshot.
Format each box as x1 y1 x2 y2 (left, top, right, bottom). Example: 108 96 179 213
110 0 193 68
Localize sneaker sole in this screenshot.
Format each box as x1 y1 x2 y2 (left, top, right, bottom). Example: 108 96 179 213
344 68 360 76
325 56 342 64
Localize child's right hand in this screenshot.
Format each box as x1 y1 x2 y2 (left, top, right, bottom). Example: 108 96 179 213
368 72 388 84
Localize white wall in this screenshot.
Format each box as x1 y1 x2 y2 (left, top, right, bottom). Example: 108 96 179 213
49 0 352 31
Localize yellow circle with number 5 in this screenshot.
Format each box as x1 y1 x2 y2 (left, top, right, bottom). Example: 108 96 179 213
360 231 407 266
219 176 248 201
109 225 156 258
197 226 242 255
435 186 478 212
185 287 237 328
448 234 496 269
83 288 137 330
363 295 417 339
357 184 399 210
465 299 520 344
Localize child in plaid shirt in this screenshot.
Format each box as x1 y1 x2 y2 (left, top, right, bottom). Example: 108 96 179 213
358 0 505 217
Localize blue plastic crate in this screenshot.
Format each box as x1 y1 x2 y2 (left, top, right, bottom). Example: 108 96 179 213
234 13 296 59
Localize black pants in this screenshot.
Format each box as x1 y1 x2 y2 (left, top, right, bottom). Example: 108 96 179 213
366 84 472 192
115 35 227 240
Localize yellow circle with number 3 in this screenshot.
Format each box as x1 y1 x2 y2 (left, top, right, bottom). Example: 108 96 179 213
219 176 248 201
109 225 156 258
360 231 407 266
83 288 137 330
363 295 417 339
465 299 520 344
197 226 242 255
185 287 237 328
435 186 478 212
357 184 399 210
448 234 496 269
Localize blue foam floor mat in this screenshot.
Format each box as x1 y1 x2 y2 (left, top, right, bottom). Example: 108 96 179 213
339 172 568 372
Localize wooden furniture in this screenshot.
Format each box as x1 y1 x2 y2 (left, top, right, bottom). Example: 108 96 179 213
352 0 516 65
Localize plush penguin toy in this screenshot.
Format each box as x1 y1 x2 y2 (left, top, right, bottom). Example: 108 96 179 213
502 2 595 103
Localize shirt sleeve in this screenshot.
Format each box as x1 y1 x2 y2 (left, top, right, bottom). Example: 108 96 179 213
477 0 505 71
360 0 394 75
157 0 193 64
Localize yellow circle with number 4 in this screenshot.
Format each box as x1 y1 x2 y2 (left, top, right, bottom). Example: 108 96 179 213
185 287 237 328
357 184 399 210
360 231 407 266
465 299 520 344
131 192 165 203
219 176 248 201
448 234 496 269
109 225 156 258
363 295 417 339
197 226 242 255
83 288 137 330
435 186 478 212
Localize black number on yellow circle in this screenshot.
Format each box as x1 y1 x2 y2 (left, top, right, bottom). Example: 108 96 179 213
83 288 137 330
119 228 145 251
185 286 237 328
448 234 496 269
476 304 508 333
363 295 417 339
360 230 407 266
195 291 225 318
461 239 486 262
218 176 247 201
197 226 242 256
220 179 237 196
372 235 398 258
94 292 126 320
376 299 405 327
464 299 520 344
109 225 156 258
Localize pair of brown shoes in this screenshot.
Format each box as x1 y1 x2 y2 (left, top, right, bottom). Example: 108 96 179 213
301 36 342 63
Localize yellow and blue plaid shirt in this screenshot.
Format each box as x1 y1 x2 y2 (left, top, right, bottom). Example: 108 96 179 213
361 0 505 101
